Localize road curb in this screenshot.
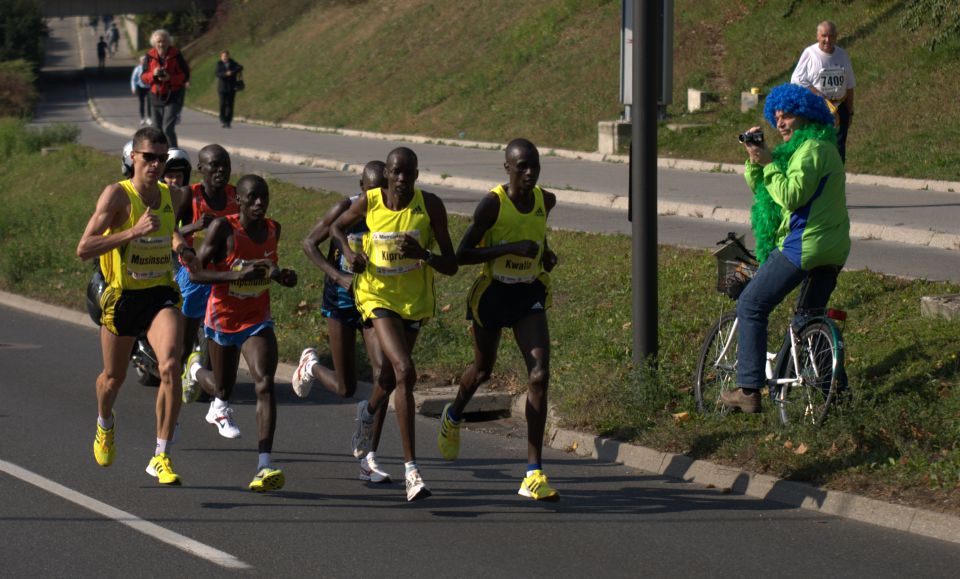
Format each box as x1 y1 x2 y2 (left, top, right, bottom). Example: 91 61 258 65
191 106 960 195
84 90 960 251
542 424 960 545
4 288 959 545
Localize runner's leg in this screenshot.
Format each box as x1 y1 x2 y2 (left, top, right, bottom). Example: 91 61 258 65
360 325 389 451
451 323 501 417
97 327 135 420
241 329 279 456
512 312 550 467
145 306 183 441
370 317 418 462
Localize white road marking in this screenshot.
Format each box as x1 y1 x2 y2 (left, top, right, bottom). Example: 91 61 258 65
0 459 250 570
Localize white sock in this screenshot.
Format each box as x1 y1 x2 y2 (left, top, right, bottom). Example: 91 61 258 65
258 452 271 470
189 362 202 381
404 461 418 475
97 414 114 430
213 397 228 411
305 359 317 378
155 438 170 455
365 451 377 463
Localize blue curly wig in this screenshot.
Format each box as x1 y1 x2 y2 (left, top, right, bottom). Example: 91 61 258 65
763 83 835 127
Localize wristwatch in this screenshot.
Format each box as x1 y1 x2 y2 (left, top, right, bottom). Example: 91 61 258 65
423 249 433 263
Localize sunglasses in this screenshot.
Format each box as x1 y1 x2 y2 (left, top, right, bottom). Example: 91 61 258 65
135 150 168 164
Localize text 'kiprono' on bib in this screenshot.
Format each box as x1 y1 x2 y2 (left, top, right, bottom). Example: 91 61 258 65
368 230 422 275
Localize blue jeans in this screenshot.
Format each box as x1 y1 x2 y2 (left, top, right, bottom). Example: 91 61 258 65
150 89 184 148
836 102 851 164
736 249 840 390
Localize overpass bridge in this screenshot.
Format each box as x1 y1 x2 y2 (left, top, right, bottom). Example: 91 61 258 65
38 1 215 17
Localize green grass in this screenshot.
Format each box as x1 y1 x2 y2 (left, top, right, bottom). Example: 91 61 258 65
0 127 957 512
179 0 960 181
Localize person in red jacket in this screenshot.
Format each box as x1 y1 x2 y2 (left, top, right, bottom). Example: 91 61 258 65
141 29 190 148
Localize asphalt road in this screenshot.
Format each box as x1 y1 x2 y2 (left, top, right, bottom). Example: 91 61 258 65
3 304 960 577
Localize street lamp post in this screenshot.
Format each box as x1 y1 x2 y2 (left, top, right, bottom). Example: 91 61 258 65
630 0 660 364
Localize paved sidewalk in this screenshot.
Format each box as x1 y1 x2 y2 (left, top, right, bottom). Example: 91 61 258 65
53 16 960 253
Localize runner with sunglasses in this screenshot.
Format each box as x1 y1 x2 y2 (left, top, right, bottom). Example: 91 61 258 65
76 126 199 485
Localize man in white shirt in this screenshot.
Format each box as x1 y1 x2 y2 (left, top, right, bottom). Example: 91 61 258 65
790 20 856 163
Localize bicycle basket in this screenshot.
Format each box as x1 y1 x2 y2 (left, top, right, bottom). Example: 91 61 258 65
713 233 758 300
716 258 757 299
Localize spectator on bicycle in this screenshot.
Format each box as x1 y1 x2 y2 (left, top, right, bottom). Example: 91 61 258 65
721 82 850 413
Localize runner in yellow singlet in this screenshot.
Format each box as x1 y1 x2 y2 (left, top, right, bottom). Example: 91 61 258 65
331 147 458 502
76 126 199 485
436 138 561 501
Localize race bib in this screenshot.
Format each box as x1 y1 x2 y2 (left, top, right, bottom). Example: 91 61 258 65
818 66 845 99
126 235 171 280
491 242 538 284
369 230 422 276
338 232 366 274
228 259 270 298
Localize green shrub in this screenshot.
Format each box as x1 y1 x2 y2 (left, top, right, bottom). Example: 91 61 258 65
0 117 80 157
0 0 46 66
0 60 38 118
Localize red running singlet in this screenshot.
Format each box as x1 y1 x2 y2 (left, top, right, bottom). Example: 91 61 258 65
205 215 278 334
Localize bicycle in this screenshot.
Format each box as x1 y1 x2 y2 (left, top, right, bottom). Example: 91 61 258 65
694 233 848 426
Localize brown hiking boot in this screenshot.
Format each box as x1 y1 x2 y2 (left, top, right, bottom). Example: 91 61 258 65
720 388 762 413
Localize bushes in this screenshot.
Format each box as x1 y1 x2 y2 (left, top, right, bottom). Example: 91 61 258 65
0 60 37 118
0 117 79 158
0 0 46 66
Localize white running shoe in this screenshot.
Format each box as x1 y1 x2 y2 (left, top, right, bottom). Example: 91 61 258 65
205 401 241 439
351 401 375 458
291 347 318 398
359 453 392 483
405 469 431 502
181 350 203 404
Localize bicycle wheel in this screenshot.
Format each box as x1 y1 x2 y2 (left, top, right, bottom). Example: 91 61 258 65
694 311 739 414
777 320 842 425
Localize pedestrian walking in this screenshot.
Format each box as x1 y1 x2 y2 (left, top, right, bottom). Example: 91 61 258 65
131 56 152 126
96 36 107 72
215 50 244 128
141 29 190 148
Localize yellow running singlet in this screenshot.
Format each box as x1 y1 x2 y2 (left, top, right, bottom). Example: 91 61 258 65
99 180 177 291
353 187 435 321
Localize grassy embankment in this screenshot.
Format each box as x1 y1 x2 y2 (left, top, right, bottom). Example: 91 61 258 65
0 120 957 512
181 0 959 180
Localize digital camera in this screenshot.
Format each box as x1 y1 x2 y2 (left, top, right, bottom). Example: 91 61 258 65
738 130 764 145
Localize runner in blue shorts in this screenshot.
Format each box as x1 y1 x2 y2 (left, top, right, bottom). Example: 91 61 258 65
292 160 393 483
172 144 238 403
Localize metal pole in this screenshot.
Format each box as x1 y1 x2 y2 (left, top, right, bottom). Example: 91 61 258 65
630 0 658 364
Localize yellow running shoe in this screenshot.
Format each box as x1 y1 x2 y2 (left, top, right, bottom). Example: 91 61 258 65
436 402 461 461
93 414 116 467
249 467 285 492
518 469 560 502
146 453 182 485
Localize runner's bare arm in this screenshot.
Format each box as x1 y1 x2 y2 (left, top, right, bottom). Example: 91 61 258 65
457 192 537 265
419 192 458 276
76 183 157 260
188 218 265 283
331 194 368 273
303 197 353 288
541 189 558 271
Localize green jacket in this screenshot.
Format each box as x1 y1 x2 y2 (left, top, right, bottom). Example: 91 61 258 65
745 139 850 270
